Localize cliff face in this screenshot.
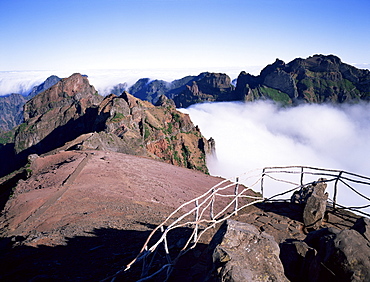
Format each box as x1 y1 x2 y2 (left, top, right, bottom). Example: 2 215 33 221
128 72 236 108
27 75 61 99
127 55 370 108
234 54 370 105
128 78 170 104
10 74 209 174
15 73 103 154
0 75 60 133
0 94 26 134
72 92 209 173
173 72 236 108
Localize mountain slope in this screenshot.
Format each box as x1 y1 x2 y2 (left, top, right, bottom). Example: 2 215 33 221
0 73 211 177
125 55 370 107
0 150 224 281
234 54 370 104
0 94 26 134
0 75 60 133
128 72 236 107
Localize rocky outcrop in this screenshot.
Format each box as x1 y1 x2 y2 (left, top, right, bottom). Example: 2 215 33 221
291 178 329 232
129 78 170 104
108 82 128 96
14 73 103 154
76 91 210 172
0 76 61 134
206 219 289 282
27 75 61 99
128 72 236 108
234 54 370 105
128 74 206 105
204 214 370 282
6 74 210 175
303 225 370 281
302 179 328 232
351 217 370 241
173 72 236 108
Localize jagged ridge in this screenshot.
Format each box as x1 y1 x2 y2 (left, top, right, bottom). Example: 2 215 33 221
0 73 212 177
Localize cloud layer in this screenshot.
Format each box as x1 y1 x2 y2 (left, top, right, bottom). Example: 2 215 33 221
181 101 370 208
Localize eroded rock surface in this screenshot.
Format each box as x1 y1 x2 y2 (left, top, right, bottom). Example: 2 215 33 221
205 219 289 282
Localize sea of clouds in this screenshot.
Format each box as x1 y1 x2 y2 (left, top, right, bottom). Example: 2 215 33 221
181 101 370 209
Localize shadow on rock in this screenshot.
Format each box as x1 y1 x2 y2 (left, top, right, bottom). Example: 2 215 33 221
0 228 161 281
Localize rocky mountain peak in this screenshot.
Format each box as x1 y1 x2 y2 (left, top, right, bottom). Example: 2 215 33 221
23 73 100 121
154 94 176 107
234 54 370 104
27 75 61 99
3 73 210 175
173 72 236 108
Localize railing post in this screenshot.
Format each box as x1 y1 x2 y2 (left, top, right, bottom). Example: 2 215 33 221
261 168 265 198
161 226 172 264
234 177 239 215
333 171 343 209
300 167 304 187
194 199 199 243
210 188 215 220
141 250 148 278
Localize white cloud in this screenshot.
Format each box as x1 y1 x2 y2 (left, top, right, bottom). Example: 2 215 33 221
180 101 370 208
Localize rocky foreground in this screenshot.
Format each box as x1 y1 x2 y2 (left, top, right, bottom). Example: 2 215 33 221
0 150 369 281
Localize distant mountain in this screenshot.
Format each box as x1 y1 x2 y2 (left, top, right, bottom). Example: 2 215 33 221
234 54 370 105
126 55 370 107
0 73 212 177
129 78 170 104
27 75 61 99
108 82 128 96
173 72 236 108
0 75 60 133
128 72 236 107
128 74 207 105
0 94 26 134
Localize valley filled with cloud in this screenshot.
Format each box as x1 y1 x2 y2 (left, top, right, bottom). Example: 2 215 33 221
181 101 370 207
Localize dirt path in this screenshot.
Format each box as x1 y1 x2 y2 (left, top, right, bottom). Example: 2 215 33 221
8 152 92 236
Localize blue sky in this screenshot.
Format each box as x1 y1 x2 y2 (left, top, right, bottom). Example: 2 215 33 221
1 0 369 71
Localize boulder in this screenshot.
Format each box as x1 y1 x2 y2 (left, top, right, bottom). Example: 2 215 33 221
279 240 316 282
304 227 370 281
351 217 370 242
291 183 314 205
302 179 328 232
206 219 288 281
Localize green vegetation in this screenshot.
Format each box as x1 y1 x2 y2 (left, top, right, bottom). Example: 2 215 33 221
144 124 150 140
173 150 182 166
18 122 28 132
259 86 291 105
171 112 181 123
181 146 189 168
163 122 173 135
0 131 15 144
300 75 360 101
111 112 125 123
26 168 33 176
